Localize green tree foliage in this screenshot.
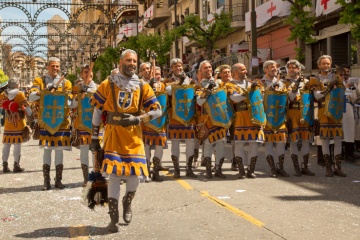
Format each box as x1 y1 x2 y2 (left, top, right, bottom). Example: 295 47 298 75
119 30 175 66
92 47 120 83
337 0 360 40
173 12 234 60
0 69 9 85
283 0 315 62
66 73 77 85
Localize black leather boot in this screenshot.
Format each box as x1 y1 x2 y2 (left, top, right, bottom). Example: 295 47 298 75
186 156 197 178
54 164 65 189
152 157 164 182
204 157 212 179
13 156 24 173
107 198 119 233
246 156 257 178
192 148 199 168
235 156 245 179
301 154 315 176
171 155 180 178
214 158 226 179
123 191 136 224
266 155 277 178
334 154 346 177
277 154 290 177
2 161 11 173
81 164 88 187
42 164 51 191
323 154 334 177
231 157 238 171
317 146 325 166
291 154 301 177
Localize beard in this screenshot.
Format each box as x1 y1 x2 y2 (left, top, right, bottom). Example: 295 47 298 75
122 64 137 77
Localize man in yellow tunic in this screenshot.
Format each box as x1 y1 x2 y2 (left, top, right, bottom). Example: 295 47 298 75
29 57 72 190
1 78 31 173
71 64 97 186
90 49 161 232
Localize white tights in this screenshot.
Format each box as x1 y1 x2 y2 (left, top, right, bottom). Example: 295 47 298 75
171 139 196 163
43 149 63 166
2 143 21 162
107 174 140 199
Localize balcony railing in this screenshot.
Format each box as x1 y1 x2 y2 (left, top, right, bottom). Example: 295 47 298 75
222 3 247 22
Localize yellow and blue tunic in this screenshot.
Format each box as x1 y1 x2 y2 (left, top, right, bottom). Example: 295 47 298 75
31 77 72 148
90 79 160 177
1 91 27 143
142 81 167 146
225 81 264 142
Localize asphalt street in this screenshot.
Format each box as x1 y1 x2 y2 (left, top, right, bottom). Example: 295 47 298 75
1 138 360 240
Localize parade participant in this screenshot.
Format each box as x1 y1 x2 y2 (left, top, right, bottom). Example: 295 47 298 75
1 78 31 173
261 60 289 177
225 63 264 178
89 49 161 232
71 62 97 186
341 66 360 161
142 66 169 182
286 59 315 176
29 57 72 190
139 62 152 82
196 60 228 179
312 55 346 177
164 58 197 178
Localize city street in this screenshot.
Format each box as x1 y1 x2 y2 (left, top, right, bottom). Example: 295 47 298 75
1 139 360 240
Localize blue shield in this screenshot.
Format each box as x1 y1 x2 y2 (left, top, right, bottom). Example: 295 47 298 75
78 93 93 133
39 90 69 135
145 92 168 132
247 89 266 126
118 91 133 110
204 88 235 129
172 85 196 126
300 90 314 126
325 87 345 123
264 90 287 132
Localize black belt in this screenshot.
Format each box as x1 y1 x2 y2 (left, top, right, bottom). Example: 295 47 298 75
289 102 300 110
106 112 139 126
318 100 324 109
234 102 248 112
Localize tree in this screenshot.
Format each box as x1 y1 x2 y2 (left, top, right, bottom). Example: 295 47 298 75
66 73 77 85
92 47 120 83
336 0 360 63
119 30 175 66
0 69 9 85
173 12 234 60
283 0 316 63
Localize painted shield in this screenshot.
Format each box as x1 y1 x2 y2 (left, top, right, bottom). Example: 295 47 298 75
78 93 93 133
325 87 345 123
172 85 196 126
39 90 69 135
264 90 287 132
203 88 235 129
300 90 314 126
145 92 168 132
247 88 266 126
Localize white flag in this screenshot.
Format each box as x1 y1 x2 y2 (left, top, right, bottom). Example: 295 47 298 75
316 0 342 17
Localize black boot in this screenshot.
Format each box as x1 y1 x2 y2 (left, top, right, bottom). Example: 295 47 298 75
301 154 315 176
234 156 245 179
317 146 325 166
13 156 24 173
123 191 136 224
355 140 360 152
171 155 180 178
215 158 226 179
186 156 197 178
107 198 119 233
277 154 290 177
81 164 88 187
54 164 65 189
291 154 302 177
323 154 334 177
266 155 277 178
246 156 257 178
2 161 11 173
334 155 346 177
152 157 164 182
42 164 51 191
204 157 212 179
231 157 238 171
192 148 199 168
345 142 360 162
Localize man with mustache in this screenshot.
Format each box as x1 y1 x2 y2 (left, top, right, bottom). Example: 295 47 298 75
29 57 72 190
90 49 161 232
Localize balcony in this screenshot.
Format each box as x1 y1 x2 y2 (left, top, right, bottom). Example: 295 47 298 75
223 3 247 28
149 2 171 28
